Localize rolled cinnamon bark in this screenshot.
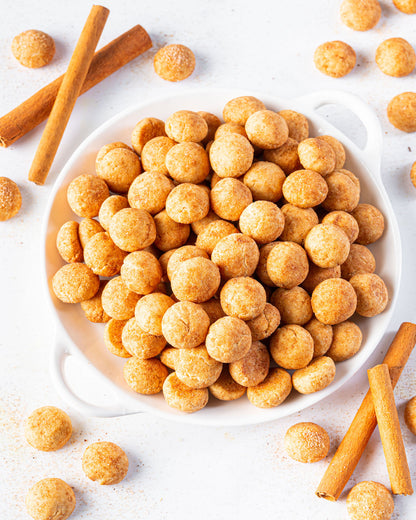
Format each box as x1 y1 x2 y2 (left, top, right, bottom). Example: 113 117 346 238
316 322 416 501
368 363 413 495
0 25 152 148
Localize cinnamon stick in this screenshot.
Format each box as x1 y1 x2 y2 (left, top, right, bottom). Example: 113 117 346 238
28 5 109 185
0 25 151 149
368 363 413 495
316 322 416 501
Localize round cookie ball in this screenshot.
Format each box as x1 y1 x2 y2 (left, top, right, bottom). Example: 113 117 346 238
209 366 246 401
210 178 253 220
411 161 416 189
123 357 168 394
229 341 270 387
322 211 359 243
101 276 140 320
78 218 104 248
318 135 346 170
271 287 313 325
270 324 314 369
340 0 381 31
0 177 22 221
82 441 128 485
167 245 209 280
280 204 319 244
121 318 166 358
278 110 309 142
96 142 131 166
215 122 248 140
322 171 360 212
26 478 75 520
159 346 179 370
387 92 416 133
341 243 376 279
327 321 362 362
211 233 259 279
165 142 210 183
349 273 388 317
404 396 416 435
153 210 190 251
84 232 127 277
56 221 83 263
302 263 341 294
171 257 220 303
166 183 209 224
376 38 416 77
25 407 72 452
109 208 156 252
245 110 289 149
305 223 350 268
176 345 222 388
206 316 252 363
284 422 330 463
128 172 174 215
247 368 292 409
198 111 222 144
98 195 129 231
243 161 286 201
298 138 336 175
191 210 221 235
12 30 55 68
141 136 176 176
239 201 285 244
352 203 385 244
104 319 131 358
266 241 309 289
153 44 195 81
162 301 210 349
292 356 336 394
96 148 142 193
121 251 162 294
81 280 110 323
52 263 99 303
311 278 357 325
196 220 238 255
263 138 301 174
163 372 209 413
199 298 226 324
131 117 166 155
314 41 356 77
220 277 266 320
223 96 266 126
305 318 333 357
246 303 281 341
256 242 278 286
393 0 416 13
209 133 254 178
165 110 207 142
67 174 109 218
347 481 394 520
282 169 329 208
135 292 174 336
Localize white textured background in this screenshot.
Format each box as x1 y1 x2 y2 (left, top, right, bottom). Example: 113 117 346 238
1 0 416 518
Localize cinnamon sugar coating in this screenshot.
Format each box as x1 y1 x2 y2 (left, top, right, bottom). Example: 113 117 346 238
266 241 309 289
96 147 142 193
327 321 362 362
404 396 416 435
12 30 55 68
347 481 394 520
123 357 168 394
387 92 416 133
305 223 350 268
78 218 104 248
312 278 357 325
302 263 341 294
206 316 252 363
101 276 140 320
341 244 376 279
270 324 314 370
209 366 246 401
305 318 333 358
167 245 209 280
292 356 336 394
162 301 210 349
351 203 385 244
141 136 176 174
154 44 195 82
196 220 238 256
98 195 129 231
278 110 309 141
171 257 221 303
271 287 313 325
84 232 127 276
56 221 83 263
25 478 75 520
176 345 222 388
209 133 254 178
121 251 162 295
282 169 328 208
280 204 318 244
322 171 360 212
166 142 210 183
284 422 330 462
314 41 356 77
243 161 286 201
220 277 266 320
247 368 292 409
163 372 209 412
349 273 388 317
245 110 289 149
82 442 129 485
298 138 336 175
210 178 253 220
109 208 156 252
122 317 166 358
80 280 110 323
52 263 99 303
223 96 265 126
211 233 259 279
131 117 166 154
322 211 359 243
25 406 72 451
135 293 175 336
246 303 280 341
0 177 22 221
166 183 210 224
239 201 285 244
229 341 270 387
263 138 301 174
166 110 208 142
67 174 109 218
340 0 381 31
104 319 131 358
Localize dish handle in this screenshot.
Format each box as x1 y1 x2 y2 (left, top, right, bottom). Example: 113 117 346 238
50 337 142 418
295 89 383 177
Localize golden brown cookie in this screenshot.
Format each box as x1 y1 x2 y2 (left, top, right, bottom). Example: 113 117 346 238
175 345 222 388
346 481 394 520
52 263 99 303
206 316 252 363
220 277 266 320
305 318 333 358
135 293 175 336
323 171 360 212
131 117 166 154
166 183 210 224
162 301 210 349
246 303 280 341
121 251 162 295
270 324 314 370
266 241 309 289
349 273 388 317
123 357 168 394
302 263 341 294
26 478 75 520
298 138 336 174
247 368 292 409
271 287 313 325
278 110 309 141
263 138 301 174
78 218 104 248
387 92 416 133
311 278 357 324
210 178 253 220
376 38 416 77
25 407 72 451
196 220 238 256
209 366 246 401
282 169 328 208
327 321 362 362
341 244 376 279
280 204 319 244
82 441 129 485
209 133 254 178
121 318 166 358
322 211 359 243
109 208 156 252
211 233 259 279
166 142 210 183
305 223 350 268
12 30 55 68
223 96 265 126
83 232 127 276
171 257 221 303
154 44 195 81
96 147 142 193
101 276 140 320
239 201 285 244
104 319 131 358
243 161 286 201
80 280 110 323
56 221 83 263
314 41 356 77
393 0 416 13
98 195 129 231
0 177 22 221
163 372 209 412
340 0 381 31
229 341 270 387
153 210 190 251
292 356 336 394
165 110 208 142
67 174 109 218
351 203 385 244
245 110 289 149
284 422 330 462
404 396 416 435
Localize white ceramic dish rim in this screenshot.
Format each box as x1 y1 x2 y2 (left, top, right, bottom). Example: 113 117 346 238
43 87 402 426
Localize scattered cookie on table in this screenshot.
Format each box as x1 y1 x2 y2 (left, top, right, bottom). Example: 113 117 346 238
25 406 72 451
82 441 129 485
393 0 416 14
375 38 416 77
0 177 22 221
346 481 394 520
314 41 356 78
12 29 55 68
387 92 416 133
340 0 381 31
284 422 330 462
153 43 195 82
26 478 75 520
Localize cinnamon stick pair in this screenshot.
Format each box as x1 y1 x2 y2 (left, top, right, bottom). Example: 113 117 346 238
316 322 416 501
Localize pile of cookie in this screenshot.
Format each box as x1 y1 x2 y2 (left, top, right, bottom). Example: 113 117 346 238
52 95 389 414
